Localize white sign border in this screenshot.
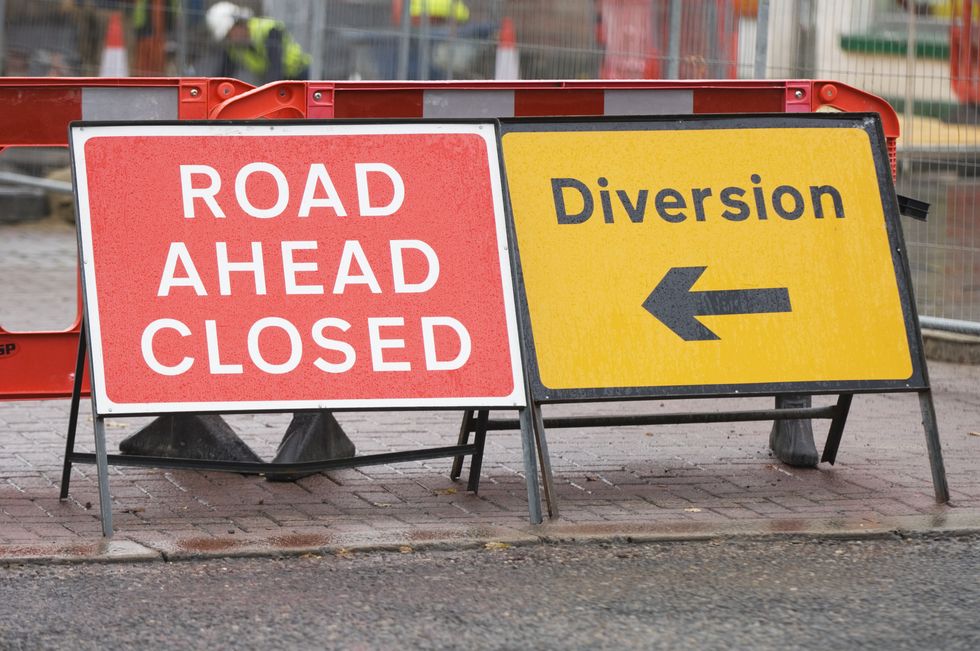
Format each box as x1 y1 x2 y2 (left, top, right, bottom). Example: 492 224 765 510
70 122 526 415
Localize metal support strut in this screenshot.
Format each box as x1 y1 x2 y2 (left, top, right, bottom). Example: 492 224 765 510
59 321 87 500
918 390 950 503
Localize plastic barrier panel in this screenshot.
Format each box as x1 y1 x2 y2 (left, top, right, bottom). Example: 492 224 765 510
0 78 900 403
0 77 251 399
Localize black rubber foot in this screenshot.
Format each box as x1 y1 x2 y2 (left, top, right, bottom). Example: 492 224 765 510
119 414 262 462
266 411 356 482
769 394 819 468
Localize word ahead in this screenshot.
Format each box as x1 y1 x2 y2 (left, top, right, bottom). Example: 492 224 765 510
71 123 524 414
642 267 791 341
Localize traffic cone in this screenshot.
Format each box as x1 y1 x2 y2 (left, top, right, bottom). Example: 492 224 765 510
98 11 129 77
495 16 519 80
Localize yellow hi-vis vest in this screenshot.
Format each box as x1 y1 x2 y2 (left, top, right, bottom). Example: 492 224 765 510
228 17 311 79
410 0 470 22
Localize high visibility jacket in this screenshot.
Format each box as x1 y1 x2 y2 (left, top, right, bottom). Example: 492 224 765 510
228 17 311 79
410 0 470 22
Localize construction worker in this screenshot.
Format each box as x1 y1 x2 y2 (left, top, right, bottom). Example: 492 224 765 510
205 1 311 84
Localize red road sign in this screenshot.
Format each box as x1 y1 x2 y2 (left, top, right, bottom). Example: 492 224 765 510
70 122 524 414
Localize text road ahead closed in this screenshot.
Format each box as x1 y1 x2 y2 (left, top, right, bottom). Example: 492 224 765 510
72 123 524 414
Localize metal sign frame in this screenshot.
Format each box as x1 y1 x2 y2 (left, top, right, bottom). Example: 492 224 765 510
59 113 950 534
485 113 947 518
64 118 543 536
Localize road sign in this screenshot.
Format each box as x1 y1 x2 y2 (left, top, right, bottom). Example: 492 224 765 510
500 114 925 399
71 122 524 414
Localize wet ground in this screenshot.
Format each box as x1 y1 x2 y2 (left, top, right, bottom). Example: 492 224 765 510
2 535 978 650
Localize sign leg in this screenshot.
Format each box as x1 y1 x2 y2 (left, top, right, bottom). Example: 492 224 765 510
60 324 87 500
531 403 559 519
450 409 474 480
518 407 543 524
93 416 114 537
466 409 489 493
820 393 854 465
918 390 950 504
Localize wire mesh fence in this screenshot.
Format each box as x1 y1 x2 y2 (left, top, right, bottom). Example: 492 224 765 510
1 0 979 325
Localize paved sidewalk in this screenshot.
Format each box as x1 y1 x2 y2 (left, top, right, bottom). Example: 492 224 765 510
2 220 979 563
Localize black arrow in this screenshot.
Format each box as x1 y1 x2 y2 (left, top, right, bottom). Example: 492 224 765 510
642 266 791 341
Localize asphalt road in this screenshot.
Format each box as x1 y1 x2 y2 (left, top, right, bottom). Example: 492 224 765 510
1 535 978 650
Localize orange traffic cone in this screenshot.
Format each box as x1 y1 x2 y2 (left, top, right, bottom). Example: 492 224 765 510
98 11 129 77
495 16 519 80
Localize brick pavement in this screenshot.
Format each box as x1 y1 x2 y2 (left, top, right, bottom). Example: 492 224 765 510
2 219 979 562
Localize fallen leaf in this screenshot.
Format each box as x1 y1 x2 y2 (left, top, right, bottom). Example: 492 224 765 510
399 546 414 554
336 548 354 559
484 541 511 551
433 487 457 496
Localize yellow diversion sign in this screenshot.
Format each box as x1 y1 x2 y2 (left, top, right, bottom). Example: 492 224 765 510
500 115 925 398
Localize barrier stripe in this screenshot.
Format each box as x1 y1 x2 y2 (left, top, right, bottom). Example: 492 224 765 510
693 88 786 114
0 87 81 146
424 90 516 118
516 89 605 116
81 87 179 121
334 89 424 118
604 89 693 115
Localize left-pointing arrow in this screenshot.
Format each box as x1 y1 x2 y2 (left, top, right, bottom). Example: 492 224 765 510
642 266 792 341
